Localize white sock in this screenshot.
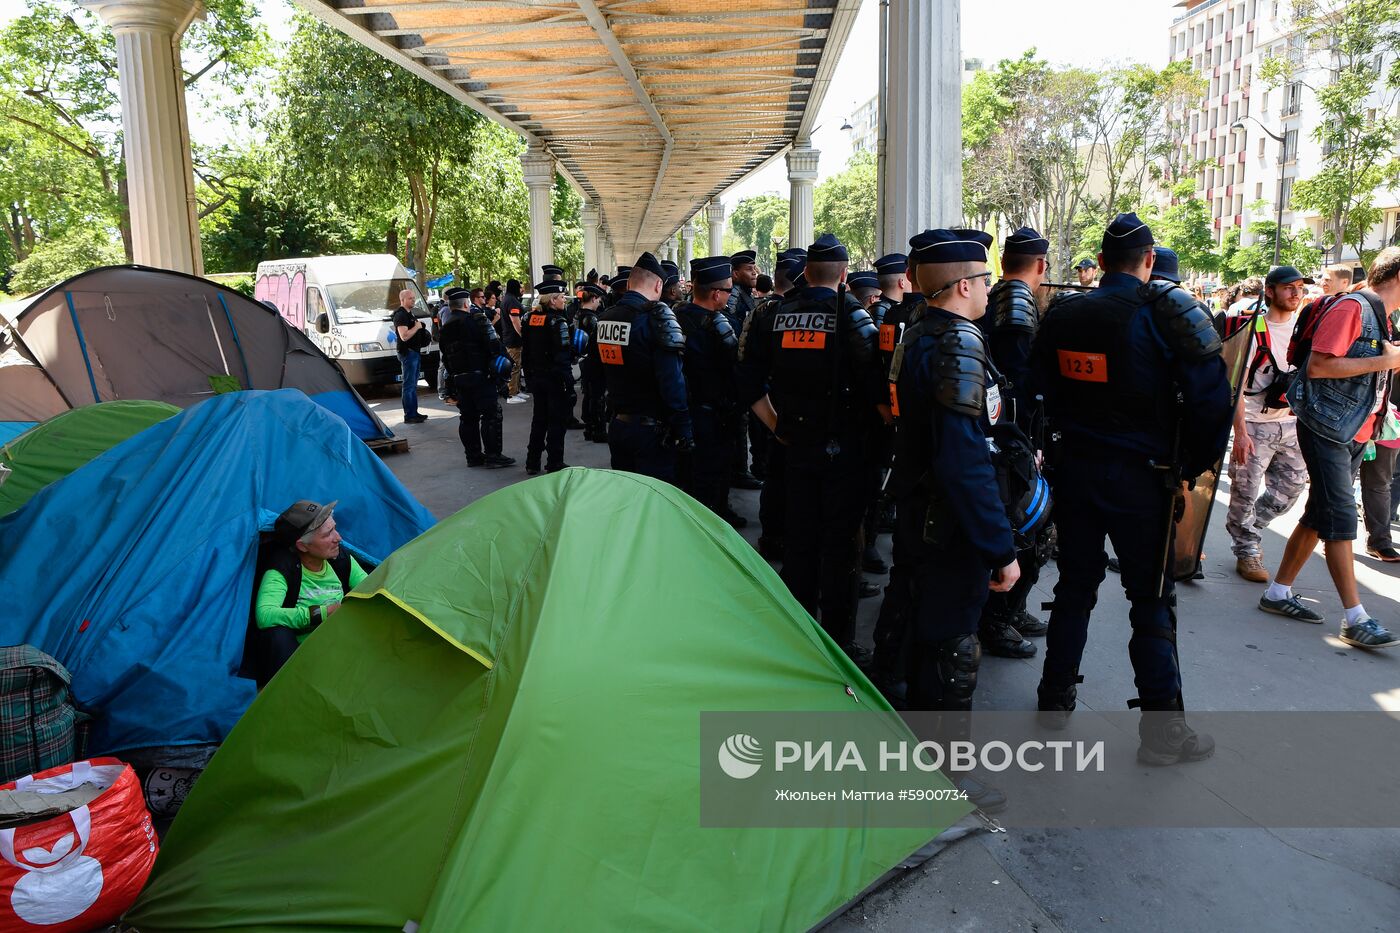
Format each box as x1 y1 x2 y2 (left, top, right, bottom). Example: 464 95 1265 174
1344 604 1368 626
1265 581 1291 602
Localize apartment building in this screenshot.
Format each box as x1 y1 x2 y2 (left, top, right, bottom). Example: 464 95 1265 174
1168 0 1400 262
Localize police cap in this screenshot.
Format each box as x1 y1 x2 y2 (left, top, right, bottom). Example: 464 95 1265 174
541 264 564 278
1003 226 1049 256
535 281 567 295
846 270 879 290
1101 212 1154 254
690 255 732 287
730 249 758 268
1151 246 1182 283
443 287 468 302
580 282 608 299
807 232 848 262
659 259 680 287
908 229 992 265
874 253 908 274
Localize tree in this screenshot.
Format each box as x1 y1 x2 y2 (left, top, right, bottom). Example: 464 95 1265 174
813 151 877 267
430 128 530 286
8 226 123 295
1152 180 1220 275
1260 0 1400 262
1218 202 1322 281
0 0 268 268
270 15 491 287
728 195 788 273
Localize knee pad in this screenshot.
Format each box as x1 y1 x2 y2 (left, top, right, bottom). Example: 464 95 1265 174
936 634 981 711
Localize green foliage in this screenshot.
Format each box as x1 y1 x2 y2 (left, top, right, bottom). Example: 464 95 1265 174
551 176 583 283
1217 202 1322 282
813 151 877 267
1264 0 1400 261
728 195 789 273
9 227 123 295
1153 181 1220 274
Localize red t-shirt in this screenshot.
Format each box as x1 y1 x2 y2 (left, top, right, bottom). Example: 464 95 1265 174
1310 295 1388 442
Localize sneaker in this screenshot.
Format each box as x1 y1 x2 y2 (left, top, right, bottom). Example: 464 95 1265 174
1339 618 1400 649
1235 554 1268 582
1258 593 1325 624
506 395 528 405
404 414 428 424
1366 545 1400 562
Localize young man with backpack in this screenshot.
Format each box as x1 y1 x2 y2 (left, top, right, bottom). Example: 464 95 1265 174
1225 267 1311 582
1260 248 1400 648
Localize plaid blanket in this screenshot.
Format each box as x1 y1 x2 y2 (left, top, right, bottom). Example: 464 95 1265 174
0 645 87 784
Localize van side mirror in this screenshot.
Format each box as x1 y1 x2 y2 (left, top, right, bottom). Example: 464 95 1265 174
316 312 330 334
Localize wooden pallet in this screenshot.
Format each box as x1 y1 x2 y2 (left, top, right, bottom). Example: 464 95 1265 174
367 435 410 456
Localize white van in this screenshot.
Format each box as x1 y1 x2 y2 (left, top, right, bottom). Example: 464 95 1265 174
253 255 439 390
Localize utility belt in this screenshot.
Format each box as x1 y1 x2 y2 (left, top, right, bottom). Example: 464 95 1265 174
614 413 660 426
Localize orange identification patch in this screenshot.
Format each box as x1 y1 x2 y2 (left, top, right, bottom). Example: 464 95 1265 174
528 314 546 327
888 383 900 417
879 324 898 352
598 344 624 365
782 330 827 349
1057 350 1108 383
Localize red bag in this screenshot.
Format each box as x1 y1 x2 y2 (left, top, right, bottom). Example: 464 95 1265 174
0 759 157 933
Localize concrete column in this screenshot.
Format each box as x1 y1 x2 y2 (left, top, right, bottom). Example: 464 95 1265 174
665 235 678 263
707 198 726 255
786 142 820 251
681 220 696 268
882 0 961 249
85 0 203 274
580 201 600 275
520 143 556 284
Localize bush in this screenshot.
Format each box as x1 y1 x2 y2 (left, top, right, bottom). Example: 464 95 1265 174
9 229 124 296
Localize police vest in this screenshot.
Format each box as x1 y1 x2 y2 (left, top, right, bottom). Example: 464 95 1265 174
522 307 570 377
766 291 878 443
439 311 494 377
594 300 685 416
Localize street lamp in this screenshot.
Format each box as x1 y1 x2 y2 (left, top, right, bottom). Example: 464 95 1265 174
1231 116 1286 266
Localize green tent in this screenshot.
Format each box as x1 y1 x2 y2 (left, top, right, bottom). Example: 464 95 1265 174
0 400 179 517
127 469 964 931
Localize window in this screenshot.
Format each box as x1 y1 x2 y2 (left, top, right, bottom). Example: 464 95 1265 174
1272 1 1279 18
1262 89 1269 110
306 288 327 328
1284 128 1298 161
1281 176 1294 209
1229 101 1238 124
1243 64 1252 86
1234 194 1244 215
1258 137 1266 158
1256 182 1264 199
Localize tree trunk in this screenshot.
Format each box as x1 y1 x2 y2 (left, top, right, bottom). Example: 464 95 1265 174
116 169 133 262
386 225 399 259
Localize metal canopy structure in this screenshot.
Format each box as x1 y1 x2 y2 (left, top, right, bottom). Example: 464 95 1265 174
294 0 862 255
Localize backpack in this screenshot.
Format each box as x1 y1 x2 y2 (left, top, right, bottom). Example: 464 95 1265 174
237 534 355 690
1286 294 1345 369
0 646 88 784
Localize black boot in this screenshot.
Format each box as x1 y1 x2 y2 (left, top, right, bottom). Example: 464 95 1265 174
1013 609 1049 637
1035 671 1082 730
862 544 888 575
1137 698 1215 766
979 616 1036 659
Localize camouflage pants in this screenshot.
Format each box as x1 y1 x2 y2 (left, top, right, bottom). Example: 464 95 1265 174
1226 419 1307 558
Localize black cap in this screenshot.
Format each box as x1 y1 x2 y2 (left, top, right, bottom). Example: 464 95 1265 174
443 287 469 302
580 283 608 299
730 249 757 267
775 249 805 279
690 256 733 287
1074 258 1098 270
874 253 908 274
541 264 564 278
1265 265 1315 288
807 232 848 262
1151 247 1181 283
659 259 680 286
274 499 338 546
908 229 992 264
1101 212 1154 253
615 265 632 280
632 252 665 280
1003 226 1049 257
535 281 566 295
846 270 879 289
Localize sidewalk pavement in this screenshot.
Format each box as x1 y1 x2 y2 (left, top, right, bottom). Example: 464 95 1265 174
372 386 1400 932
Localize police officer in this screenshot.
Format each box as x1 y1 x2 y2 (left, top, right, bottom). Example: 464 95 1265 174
676 256 740 520
740 233 881 662
847 269 881 310
521 280 576 475
592 253 692 481
1032 212 1231 765
728 249 763 490
660 260 682 306
885 228 1019 811
606 265 631 308
541 264 565 283
977 226 1052 658
437 288 516 469
576 282 610 443
742 248 806 561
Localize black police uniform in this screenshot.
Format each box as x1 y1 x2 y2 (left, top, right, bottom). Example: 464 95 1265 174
675 299 738 515
593 275 692 483
738 241 880 653
577 296 608 443
727 252 761 484
439 299 512 466
521 290 576 473
887 302 1018 713
1032 215 1231 745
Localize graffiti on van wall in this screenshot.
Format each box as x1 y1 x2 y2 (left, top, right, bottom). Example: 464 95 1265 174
253 270 307 331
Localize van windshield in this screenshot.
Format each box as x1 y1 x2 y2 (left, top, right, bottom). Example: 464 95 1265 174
325 279 429 324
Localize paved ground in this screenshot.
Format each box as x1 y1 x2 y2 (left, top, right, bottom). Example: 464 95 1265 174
370 383 1400 933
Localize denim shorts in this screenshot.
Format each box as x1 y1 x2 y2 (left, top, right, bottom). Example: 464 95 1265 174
1296 423 1365 541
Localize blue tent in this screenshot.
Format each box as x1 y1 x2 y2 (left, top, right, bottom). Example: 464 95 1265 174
0 390 435 754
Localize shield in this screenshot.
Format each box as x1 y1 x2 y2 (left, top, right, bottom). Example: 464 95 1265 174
1169 311 1258 581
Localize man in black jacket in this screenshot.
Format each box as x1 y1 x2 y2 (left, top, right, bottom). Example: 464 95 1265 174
439 288 516 468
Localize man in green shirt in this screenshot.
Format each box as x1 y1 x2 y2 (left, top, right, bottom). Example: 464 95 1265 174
255 499 368 644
